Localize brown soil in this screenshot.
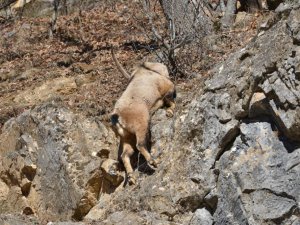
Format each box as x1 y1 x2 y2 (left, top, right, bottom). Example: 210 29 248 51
0 1 260 131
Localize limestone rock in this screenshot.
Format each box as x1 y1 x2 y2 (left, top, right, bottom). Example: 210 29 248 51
214 122 300 224
190 208 213 225
101 159 124 187
176 3 300 224
0 102 118 222
0 214 39 225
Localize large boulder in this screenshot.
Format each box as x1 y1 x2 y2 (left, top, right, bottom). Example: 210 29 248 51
179 3 300 224
0 102 119 222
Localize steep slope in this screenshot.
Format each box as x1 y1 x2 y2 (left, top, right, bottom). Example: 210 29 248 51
84 3 300 224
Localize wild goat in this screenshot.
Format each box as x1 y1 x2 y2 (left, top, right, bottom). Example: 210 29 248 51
110 49 176 185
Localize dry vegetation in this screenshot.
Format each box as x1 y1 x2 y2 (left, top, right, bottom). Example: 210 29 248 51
0 0 260 131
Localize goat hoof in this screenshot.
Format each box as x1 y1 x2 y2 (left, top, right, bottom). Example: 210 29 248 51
128 174 136 185
166 110 174 118
148 159 158 168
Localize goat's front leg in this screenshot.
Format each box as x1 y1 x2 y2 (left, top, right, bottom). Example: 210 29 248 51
150 99 164 115
163 89 176 117
165 101 175 117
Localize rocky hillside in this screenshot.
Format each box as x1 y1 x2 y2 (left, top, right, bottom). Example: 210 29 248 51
0 0 299 225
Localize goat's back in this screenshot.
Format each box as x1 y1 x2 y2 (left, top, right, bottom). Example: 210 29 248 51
115 68 171 110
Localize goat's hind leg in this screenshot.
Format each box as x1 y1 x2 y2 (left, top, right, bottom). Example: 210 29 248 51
135 129 157 169
121 142 136 185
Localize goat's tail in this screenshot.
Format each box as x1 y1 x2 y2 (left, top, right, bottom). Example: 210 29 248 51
110 113 119 126
110 113 126 137
98 113 119 125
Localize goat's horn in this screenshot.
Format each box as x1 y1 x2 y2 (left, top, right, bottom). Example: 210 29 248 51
111 47 131 79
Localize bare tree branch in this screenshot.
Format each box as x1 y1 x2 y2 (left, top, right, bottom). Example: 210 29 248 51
140 0 213 77
140 0 171 50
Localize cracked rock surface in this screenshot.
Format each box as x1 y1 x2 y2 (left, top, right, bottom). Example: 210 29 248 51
0 102 119 222
179 3 300 224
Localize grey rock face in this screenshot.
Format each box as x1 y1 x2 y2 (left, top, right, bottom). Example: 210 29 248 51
179 3 300 225
0 214 39 225
0 102 118 222
214 122 299 224
189 208 213 225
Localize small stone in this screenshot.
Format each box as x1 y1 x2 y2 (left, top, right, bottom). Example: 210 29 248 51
57 55 73 67
101 159 124 186
73 63 96 74
190 208 213 225
260 22 269 30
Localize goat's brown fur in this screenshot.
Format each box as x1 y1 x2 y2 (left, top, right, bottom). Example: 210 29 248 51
111 50 176 185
